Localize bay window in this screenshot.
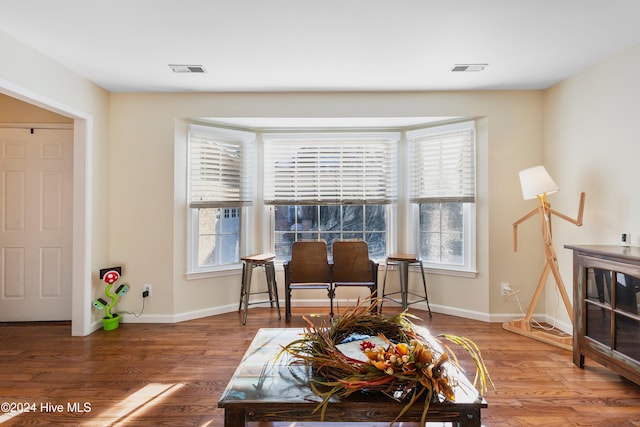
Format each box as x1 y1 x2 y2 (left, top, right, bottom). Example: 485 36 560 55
186 120 476 275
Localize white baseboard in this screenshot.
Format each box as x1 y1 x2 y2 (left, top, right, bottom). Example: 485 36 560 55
112 298 573 335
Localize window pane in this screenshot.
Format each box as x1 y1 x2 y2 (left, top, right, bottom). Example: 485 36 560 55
343 205 363 231
298 206 318 232
197 207 240 267
366 232 386 260
419 202 465 267
319 206 340 231
366 205 386 232
275 204 387 261
199 208 217 234
321 233 340 258
342 232 363 240
274 206 295 232
420 231 441 263
275 232 294 260
420 203 440 232
441 203 463 232
441 230 463 265
198 235 216 267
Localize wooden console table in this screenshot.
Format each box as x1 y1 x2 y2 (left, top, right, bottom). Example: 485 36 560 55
565 245 640 385
218 328 487 426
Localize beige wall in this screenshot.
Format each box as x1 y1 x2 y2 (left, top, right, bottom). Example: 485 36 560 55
9 23 633 331
0 93 73 123
544 41 640 326
109 91 545 322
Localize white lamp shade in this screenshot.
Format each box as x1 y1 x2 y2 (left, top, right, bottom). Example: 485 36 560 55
519 165 559 200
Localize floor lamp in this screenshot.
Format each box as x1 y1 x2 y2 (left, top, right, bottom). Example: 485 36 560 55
503 165 585 351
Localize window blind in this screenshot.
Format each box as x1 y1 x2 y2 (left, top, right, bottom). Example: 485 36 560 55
188 125 253 208
263 133 399 205
408 121 475 203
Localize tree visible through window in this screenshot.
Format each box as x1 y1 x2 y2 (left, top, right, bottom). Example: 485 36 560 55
274 204 387 260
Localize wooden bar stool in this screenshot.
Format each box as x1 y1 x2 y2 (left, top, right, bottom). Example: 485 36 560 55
380 253 432 317
239 253 281 325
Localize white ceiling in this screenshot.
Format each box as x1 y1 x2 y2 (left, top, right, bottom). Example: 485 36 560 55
1 1 640 93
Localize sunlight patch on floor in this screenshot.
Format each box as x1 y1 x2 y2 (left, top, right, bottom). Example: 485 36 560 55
86 382 184 426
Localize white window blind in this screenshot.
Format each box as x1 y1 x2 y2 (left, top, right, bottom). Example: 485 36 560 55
188 125 254 208
408 121 475 203
263 133 399 205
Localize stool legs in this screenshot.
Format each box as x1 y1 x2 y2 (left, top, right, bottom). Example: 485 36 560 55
239 260 281 325
381 258 431 316
265 261 281 319
398 260 409 310
418 260 432 317
240 261 254 325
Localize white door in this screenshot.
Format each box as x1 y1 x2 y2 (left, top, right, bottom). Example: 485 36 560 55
0 127 73 321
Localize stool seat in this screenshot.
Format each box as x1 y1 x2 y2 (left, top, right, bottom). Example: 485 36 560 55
241 254 276 263
387 253 419 262
239 253 281 325
381 253 431 317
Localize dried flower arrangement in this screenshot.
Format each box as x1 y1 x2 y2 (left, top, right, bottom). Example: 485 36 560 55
279 298 493 425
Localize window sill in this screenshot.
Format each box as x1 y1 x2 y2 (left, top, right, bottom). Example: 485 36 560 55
186 264 242 281
408 264 477 279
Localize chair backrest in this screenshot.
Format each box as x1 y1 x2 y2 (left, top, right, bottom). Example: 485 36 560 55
332 240 373 283
288 241 331 283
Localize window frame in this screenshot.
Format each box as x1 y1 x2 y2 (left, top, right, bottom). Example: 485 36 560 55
262 131 400 263
407 121 477 275
186 125 255 276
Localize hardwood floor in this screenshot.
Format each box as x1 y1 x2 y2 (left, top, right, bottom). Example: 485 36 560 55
1 306 639 426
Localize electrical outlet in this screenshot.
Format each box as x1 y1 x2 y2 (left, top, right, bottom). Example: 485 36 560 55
143 284 152 298
501 282 512 296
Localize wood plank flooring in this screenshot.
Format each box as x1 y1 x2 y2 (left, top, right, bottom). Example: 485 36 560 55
1 306 639 426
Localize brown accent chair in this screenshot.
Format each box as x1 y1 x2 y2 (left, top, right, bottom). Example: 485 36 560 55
331 241 379 308
284 241 334 323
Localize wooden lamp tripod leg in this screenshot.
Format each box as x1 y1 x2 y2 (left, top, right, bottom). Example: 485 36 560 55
504 196 579 351
522 260 551 327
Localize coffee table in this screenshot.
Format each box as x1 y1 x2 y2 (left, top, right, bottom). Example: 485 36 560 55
218 328 487 426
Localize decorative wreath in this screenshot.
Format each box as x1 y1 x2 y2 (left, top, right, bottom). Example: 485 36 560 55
279 298 493 425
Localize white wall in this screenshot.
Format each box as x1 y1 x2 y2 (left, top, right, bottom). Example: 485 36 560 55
544 41 640 326
0 30 111 335
109 91 545 323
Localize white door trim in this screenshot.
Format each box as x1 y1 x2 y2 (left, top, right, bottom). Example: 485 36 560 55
0 78 93 336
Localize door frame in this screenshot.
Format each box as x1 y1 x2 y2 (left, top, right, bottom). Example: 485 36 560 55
0 78 93 336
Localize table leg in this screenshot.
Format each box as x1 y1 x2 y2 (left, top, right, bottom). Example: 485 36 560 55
224 408 247 427
457 407 482 426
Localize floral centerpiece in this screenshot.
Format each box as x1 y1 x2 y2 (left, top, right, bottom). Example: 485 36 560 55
279 298 493 425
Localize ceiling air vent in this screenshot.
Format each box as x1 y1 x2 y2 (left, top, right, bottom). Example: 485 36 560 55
451 64 488 72
169 64 207 73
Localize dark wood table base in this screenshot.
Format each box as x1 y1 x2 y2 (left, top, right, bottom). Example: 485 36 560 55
219 329 487 427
